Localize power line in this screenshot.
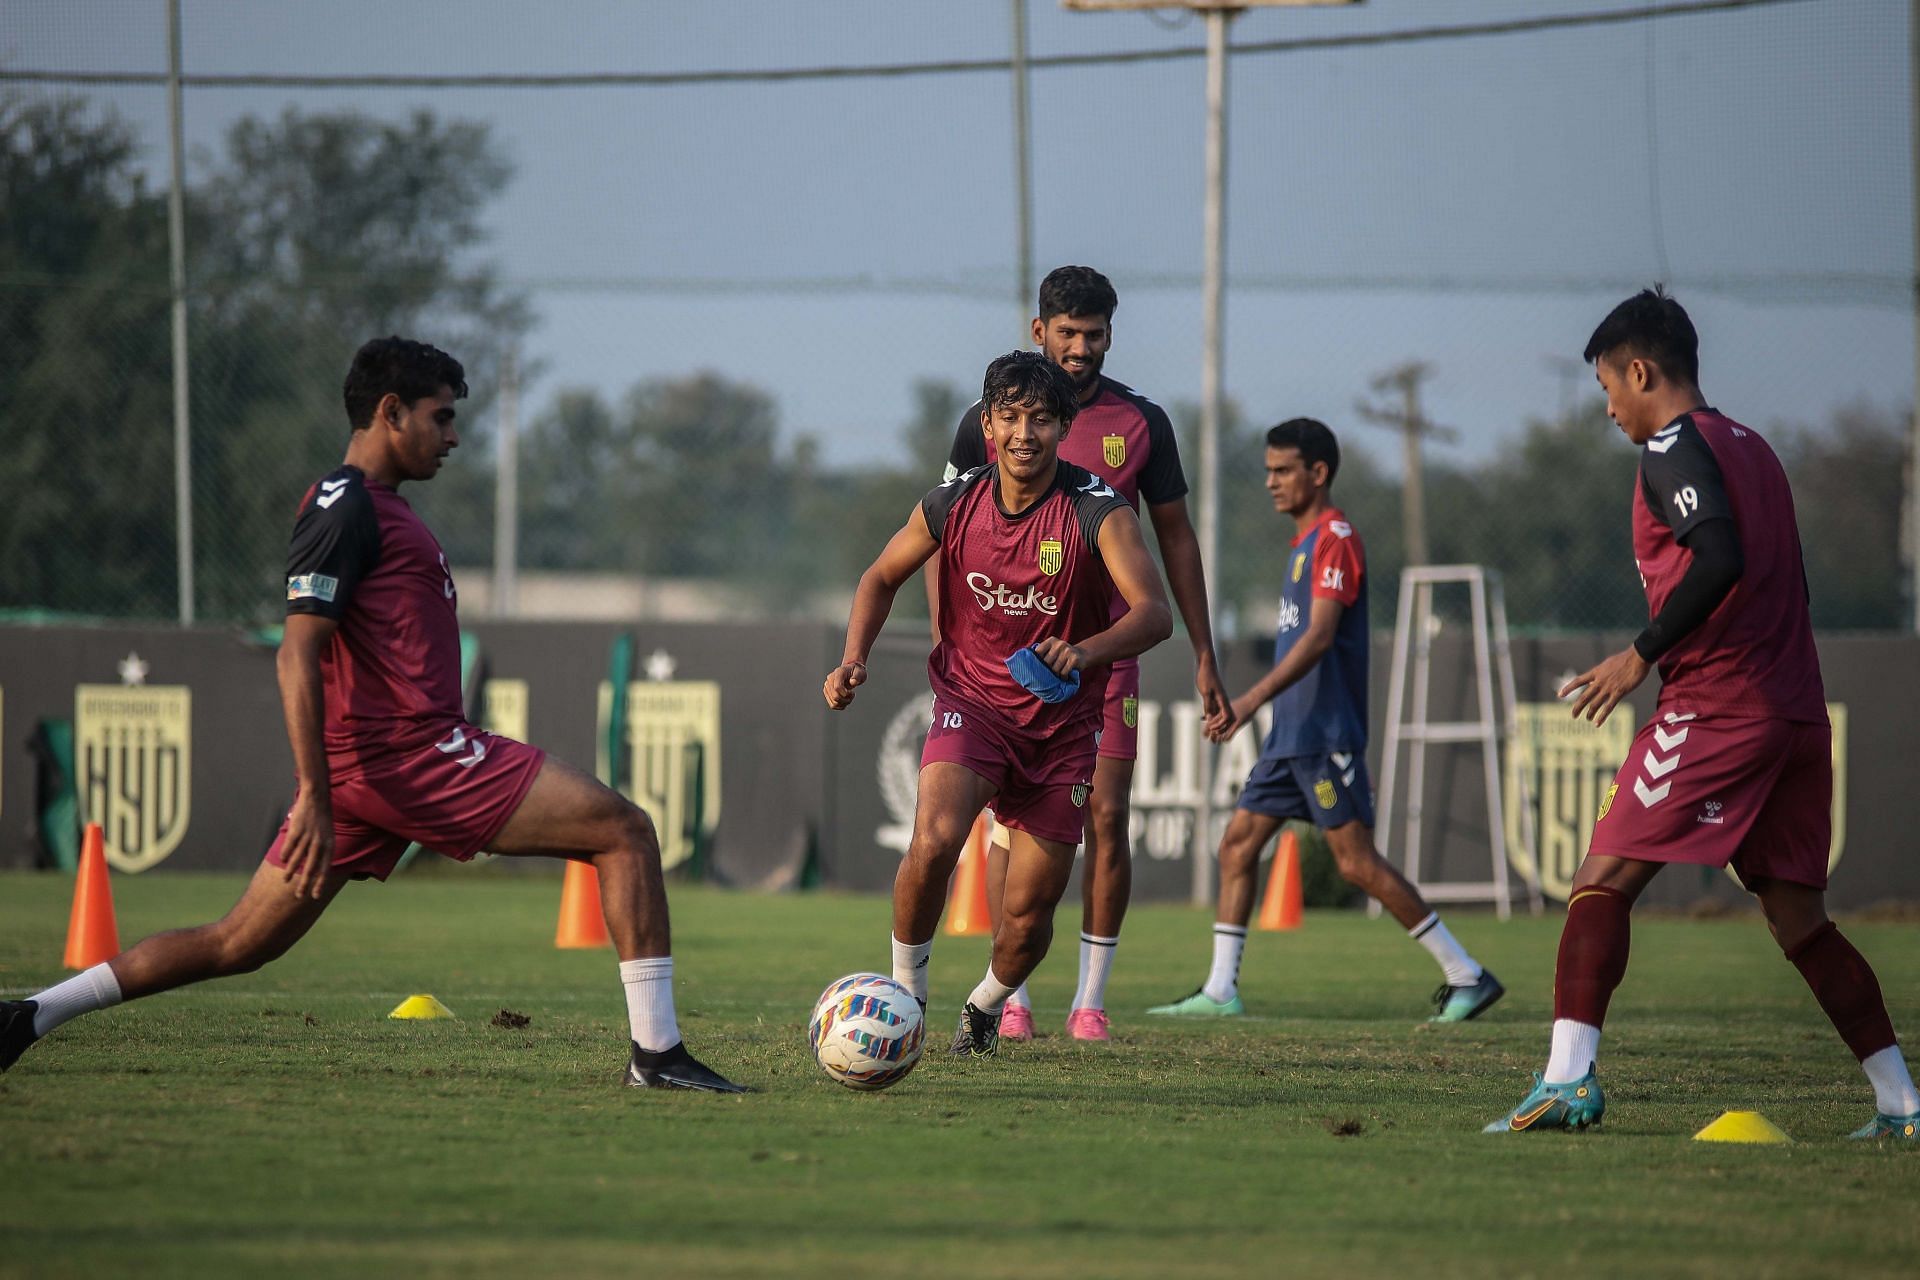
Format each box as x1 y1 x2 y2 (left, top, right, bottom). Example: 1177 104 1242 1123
0 0 1821 91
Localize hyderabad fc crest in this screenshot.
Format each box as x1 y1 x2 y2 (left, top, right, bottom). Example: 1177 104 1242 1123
1123 695 1138 729
1038 539 1063 576
1314 778 1338 809
75 683 192 872
1102 435 1126 468
1292 552 1306 583
1070 784 1091 808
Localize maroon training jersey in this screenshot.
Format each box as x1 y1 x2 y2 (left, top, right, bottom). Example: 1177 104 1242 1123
1631 410 1825 721
921 461 1130 739
284 465 465 773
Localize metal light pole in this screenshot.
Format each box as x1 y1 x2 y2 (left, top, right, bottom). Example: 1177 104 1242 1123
492 347 521 618
1011 0 1036 336
166 0 193 625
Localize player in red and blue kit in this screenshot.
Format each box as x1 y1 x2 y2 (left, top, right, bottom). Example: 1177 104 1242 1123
0 338 742 1093
1488 289 1916 1136
1149 418 1502 1024
938 267 1230 1043
825 351 1172 1059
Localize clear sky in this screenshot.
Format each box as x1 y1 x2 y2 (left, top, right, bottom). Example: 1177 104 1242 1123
7 0 1911 469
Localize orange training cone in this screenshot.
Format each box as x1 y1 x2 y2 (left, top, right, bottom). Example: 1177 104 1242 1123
945 815 992 936
1256 827 1304 932
64 822 121 969
555 859 611 948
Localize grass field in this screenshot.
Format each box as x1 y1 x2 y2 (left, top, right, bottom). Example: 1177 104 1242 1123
3 869 1917 1279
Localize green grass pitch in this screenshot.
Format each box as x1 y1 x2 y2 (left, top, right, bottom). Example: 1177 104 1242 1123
3 870 1917 1278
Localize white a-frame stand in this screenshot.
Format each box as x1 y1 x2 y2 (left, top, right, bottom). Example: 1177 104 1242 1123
1372 565 1542 920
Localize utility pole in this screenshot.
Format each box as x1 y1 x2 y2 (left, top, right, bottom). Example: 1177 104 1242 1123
166 0 193 624
1355 361 1457 568
1010 0 1035 339
492 347 520 618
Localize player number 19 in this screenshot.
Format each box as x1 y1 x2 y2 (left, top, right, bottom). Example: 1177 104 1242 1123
1672 486 1699 517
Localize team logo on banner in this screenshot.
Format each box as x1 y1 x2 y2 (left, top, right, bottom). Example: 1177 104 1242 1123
1037 539 1063 576
876 696 935 856
1102 436 1126 468
610 681 721 872
1503 703 1634 901
482 679 529 743
75 684 192 873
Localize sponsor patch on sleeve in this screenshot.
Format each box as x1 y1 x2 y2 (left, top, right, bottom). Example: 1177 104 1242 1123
287 573 339 603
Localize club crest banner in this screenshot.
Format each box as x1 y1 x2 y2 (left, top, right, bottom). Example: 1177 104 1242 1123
75 684 192 872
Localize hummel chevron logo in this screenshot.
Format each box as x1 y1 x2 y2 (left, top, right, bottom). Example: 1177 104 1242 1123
1332 752 1357 786
434 728 489 768
1653 725 1689 751
1634 778 1671 806
1663 711 1697 723
1077 475 1117 499
1645 424 1682 455
1642 750 1679 779
315 477 352 509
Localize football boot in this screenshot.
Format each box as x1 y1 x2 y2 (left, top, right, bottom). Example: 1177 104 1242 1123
1847 1112 1920 1140
1145 989 1244 1018
0 1000 38 1073
1429 970 1506 1023
949 1002 1001 1057
622 1041 748 1093
1484 1068 1605 1133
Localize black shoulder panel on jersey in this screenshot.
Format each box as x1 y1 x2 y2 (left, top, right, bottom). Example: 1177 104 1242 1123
1105 380 1189 505
920 464 991 543
1639 414 1733 542
1057 461 1130 553
285 466 381 619
947 400 989 477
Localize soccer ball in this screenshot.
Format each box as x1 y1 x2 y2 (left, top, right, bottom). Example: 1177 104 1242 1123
809 972 924 1091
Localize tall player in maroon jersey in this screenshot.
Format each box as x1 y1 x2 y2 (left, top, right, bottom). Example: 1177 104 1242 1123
827 351 1172 1058
0 339 743 1093
1487 291 1916 1137
937 266 1231 1042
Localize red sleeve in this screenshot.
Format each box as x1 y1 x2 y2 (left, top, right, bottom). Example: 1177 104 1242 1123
1310 526 1364 607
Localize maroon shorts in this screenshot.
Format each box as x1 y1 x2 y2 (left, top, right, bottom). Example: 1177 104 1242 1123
1588 711 1831 889
265 723 547 882
1098 659 1141 761
921 696 1097 845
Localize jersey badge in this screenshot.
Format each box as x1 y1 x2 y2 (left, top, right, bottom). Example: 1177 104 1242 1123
287 573 339 603
1597 782 1618 822
1102 435 1126 468
1291 552 1306 583
1314 778 1338 810
1122 695 1138 729
1330 520 1352 538
1070 784 1090 808
1038 539 1063 576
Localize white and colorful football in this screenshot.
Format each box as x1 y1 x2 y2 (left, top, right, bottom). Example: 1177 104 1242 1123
809 972 924 1091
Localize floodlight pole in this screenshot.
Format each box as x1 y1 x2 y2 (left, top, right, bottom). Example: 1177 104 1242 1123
166 0 193 625
1909 0 1920 632
1190 6 1235 904
1011 0 1035 336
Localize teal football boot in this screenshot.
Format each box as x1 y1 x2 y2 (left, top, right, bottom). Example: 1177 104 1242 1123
1145 989 1245 1018
1483 1068 1605 1133
1429 970 1506 1023
1847 1112 1920 1140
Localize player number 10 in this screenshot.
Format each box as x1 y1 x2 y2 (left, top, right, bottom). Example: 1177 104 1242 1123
940 711 964 730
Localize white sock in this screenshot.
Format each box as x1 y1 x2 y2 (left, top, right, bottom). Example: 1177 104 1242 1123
618 956 679 1053
1203 925 1247 1004
1409 913 1483 986
1862 1045 1920 1116
967 967 1018 1015
891 934 932 1003
31 963 123 1037
1544 1018 1601 1083
1072 933 1119 1011
1006 981 1031 1011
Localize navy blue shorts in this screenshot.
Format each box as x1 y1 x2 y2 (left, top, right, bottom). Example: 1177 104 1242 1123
1236 750 1375 829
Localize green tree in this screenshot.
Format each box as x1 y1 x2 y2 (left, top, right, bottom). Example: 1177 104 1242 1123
1775 401 1907 629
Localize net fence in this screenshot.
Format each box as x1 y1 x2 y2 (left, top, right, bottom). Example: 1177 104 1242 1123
1 0 1910 633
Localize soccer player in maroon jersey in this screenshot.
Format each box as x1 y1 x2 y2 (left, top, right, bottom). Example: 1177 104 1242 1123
936 266 1231 1042
0 338 743 1093
1148 419 1500 1023
826 350 1173 1057
1487 290 1916 1136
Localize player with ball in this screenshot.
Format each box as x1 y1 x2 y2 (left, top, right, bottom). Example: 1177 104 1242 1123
824 351 1172 1059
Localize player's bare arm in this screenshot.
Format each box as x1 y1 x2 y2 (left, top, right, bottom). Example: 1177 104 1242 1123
1213 595 1345 742
1147 496 1231 736
825 505 940 709
1037 506 1171 677
275 611 339 898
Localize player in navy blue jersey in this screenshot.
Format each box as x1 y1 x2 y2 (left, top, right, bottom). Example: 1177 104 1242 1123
1149 418 1501 1023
